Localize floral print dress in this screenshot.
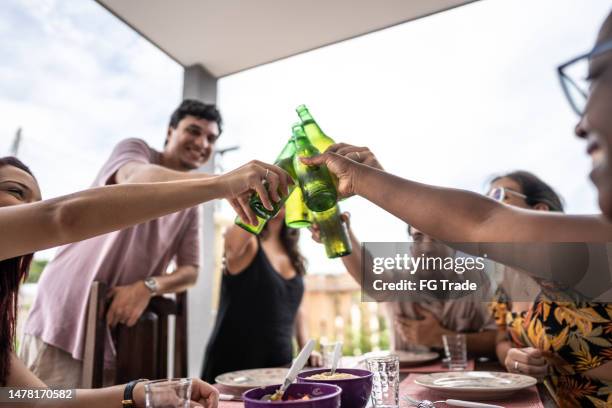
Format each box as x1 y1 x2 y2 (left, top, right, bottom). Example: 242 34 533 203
491 287 612 407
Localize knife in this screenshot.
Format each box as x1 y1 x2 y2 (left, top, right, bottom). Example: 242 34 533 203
329 342 342 375
278 339 316 399
219 393 242 401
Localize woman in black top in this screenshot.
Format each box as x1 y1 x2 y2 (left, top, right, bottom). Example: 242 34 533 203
201 208 321 382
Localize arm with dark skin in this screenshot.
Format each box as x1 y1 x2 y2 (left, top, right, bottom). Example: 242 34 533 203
302 144 612 285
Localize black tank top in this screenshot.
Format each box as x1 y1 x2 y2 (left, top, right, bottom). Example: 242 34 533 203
201 241 304 382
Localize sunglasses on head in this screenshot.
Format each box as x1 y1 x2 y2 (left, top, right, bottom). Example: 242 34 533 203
488 187 527 202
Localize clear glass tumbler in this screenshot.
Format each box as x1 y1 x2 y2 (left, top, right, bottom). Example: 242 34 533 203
144 378 192 408
443 334 468 370
321 341 339 368
366 354 400 408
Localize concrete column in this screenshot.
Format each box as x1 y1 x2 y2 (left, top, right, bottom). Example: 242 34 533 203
182 64 218 378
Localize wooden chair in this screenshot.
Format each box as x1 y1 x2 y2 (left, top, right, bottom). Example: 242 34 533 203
81 281 107 388
173 292 188 377
81 282 188 388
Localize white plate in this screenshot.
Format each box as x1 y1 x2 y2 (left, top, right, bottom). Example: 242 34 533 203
396 350 439 366
414 371 537 400
215 367 288 393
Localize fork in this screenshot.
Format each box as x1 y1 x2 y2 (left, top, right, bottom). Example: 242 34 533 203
404 395 504 408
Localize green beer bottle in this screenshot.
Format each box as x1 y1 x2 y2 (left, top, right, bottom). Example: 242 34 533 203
235 139 296 234
314 204 352 258
285 187 312 228
296 104 346 194
291 124 337 212
285 123 313 229
296 104 335 152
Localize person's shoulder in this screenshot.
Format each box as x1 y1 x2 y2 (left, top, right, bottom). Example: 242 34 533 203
110 138 159 162
114 138 153 152
94 138 158 186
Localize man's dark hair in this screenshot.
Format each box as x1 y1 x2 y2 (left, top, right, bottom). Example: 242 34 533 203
168 99 223 134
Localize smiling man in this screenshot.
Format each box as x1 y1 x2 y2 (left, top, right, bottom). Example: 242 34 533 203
20 99 221 387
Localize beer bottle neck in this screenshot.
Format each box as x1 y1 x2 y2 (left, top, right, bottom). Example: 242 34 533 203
274 140 295 163
292 134 309 149
297 106 315 124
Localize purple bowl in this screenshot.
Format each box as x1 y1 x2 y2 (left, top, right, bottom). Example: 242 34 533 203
297 368 373 408
242 383 341 408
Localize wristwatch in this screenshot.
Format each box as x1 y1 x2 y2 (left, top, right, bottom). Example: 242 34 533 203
122 378 148 407
143 277 159 296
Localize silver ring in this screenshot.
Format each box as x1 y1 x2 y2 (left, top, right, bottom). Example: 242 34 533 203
264 168 269 179
514 361 519 372
355 151 361 160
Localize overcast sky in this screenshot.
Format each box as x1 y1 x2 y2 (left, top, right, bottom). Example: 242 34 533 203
1 0 611 272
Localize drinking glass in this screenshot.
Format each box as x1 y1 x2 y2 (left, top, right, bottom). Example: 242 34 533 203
321 341 338 368
442 334 468 370
145 378 192 408
366 354 399 408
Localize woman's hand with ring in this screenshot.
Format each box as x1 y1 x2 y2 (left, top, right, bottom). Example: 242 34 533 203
220 160 292 225
504 347 548 378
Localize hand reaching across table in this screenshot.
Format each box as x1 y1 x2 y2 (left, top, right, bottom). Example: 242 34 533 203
300 144 383 198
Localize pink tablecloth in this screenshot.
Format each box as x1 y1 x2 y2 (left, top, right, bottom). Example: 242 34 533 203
400 373 544 408
401 359 475 373
215 384 243 407
219 400 242 407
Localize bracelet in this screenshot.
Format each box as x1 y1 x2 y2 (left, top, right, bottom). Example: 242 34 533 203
122 378 149 407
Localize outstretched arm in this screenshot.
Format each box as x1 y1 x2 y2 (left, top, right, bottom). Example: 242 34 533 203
302 144 612 286
115 161 213 183
355 167 610 242
1 160 291 261
303 143 612 243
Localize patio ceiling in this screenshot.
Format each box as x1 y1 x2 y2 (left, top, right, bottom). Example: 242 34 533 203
95 0 477 78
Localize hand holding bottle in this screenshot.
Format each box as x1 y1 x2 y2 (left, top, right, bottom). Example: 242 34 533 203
326 143 384 171
309 211 351 243
300 143 382 198
218 160 293 225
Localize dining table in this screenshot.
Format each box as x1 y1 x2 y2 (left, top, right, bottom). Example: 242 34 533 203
474 359 557 408
216 357 558 407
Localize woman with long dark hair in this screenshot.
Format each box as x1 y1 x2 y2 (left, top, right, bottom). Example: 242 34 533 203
201 207 320 383
303 12 612 406
0 155 290 407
